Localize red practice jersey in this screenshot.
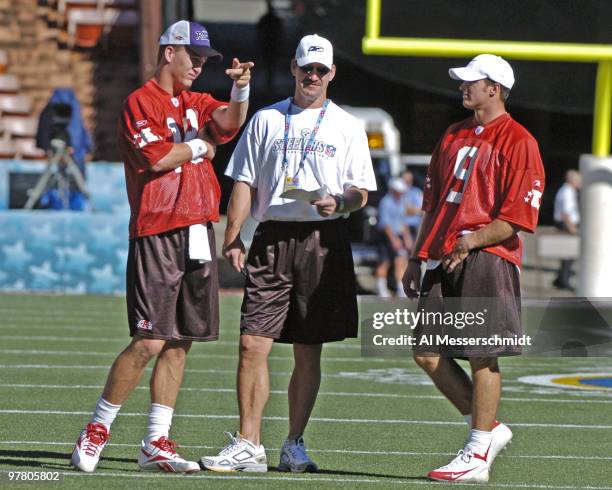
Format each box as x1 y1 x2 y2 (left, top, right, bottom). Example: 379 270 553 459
418 113 545 267
118 79 238 239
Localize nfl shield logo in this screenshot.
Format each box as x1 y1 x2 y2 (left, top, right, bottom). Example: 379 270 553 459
325 145 336 157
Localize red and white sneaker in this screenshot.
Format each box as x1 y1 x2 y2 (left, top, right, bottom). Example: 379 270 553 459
138 436 200 473
427 446 490 483
490 421 513 466
71 423 110 472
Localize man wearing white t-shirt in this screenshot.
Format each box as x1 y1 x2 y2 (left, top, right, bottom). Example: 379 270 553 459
553 169 581 289
201 34 376 473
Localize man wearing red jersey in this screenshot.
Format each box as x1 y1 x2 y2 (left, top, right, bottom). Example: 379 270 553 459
71 20 253 473
402 54 545 483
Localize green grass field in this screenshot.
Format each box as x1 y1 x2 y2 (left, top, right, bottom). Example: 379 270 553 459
1 294 611 489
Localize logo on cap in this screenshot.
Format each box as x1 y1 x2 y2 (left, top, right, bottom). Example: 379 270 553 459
308 46 324 53
174 34 185 41
195 30 209 41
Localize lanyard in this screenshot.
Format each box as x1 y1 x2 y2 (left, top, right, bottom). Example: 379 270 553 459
282 98 329 177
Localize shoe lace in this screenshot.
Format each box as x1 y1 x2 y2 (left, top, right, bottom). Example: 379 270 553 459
151 436 178 455
437 448 472 470
83 423 108 456
285 437 309 461
459 448 474 464
218 432 242 456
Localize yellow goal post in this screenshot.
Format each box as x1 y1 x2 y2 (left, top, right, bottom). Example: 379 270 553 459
362 0 612 156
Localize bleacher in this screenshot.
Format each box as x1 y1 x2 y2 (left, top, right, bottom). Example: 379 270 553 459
0 0 139 161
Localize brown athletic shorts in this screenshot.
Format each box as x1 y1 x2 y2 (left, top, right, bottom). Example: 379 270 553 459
412 250 522 357
240 218 358 344
126 224 219 342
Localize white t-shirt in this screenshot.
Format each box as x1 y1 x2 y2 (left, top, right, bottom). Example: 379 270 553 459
225 98 377 222
553 183 579 224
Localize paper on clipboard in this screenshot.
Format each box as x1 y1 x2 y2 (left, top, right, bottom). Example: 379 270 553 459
279 186 328 202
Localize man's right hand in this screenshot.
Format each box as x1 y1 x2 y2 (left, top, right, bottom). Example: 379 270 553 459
198 128 217 160
222 236 246 273
402 260 422 299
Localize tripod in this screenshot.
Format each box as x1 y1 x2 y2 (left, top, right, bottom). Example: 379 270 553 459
24 138 90 210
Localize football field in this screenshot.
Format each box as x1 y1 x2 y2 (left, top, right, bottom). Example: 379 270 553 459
0 294 611 489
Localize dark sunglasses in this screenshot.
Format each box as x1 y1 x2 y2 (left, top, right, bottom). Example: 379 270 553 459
298 64 330 76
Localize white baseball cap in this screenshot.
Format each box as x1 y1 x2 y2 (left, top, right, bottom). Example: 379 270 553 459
449 54 515 89
159 20 222 61
295 34 333 69
388 177 407 193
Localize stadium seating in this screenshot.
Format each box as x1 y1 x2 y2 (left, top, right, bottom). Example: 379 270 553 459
13 137 46 160
67 7 139 48
0 74 20 94
0 50 7 74
0 0 141 162
0 94 32 116
0 138 16 159
2 116 38 139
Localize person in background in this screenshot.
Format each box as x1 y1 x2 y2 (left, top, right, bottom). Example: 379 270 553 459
401 169 423 240
35 88 93 210
553 169 581 290
375 177 412 297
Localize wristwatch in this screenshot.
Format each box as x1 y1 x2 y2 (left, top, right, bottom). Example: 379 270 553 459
333 194 345 213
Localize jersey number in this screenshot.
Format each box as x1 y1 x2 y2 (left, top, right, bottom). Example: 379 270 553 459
167 108 202 172
446 146 478 204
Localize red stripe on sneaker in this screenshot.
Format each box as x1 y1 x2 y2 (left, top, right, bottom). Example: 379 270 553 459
473 444 491 462
156 462 174 472
428 468 474 481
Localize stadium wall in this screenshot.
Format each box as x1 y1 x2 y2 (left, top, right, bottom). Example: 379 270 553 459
0 161 129 294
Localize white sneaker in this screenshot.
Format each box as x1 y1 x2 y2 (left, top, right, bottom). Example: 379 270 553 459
278 436 318 473
427 446 489 483
489 421 513 466
71 423 110 472
201 432 267 472
138 436 200 473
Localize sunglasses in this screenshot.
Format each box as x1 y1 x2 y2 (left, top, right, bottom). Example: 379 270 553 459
298 64 331 76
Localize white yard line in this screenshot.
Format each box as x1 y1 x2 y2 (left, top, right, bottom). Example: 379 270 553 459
2 440 611 461
2 347 609 373
0 469 610 489
1 409 611 429
0 348 391 364
2 383 612 404
0 364 376 379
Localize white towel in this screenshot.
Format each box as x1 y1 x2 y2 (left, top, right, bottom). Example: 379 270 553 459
189 224 211 262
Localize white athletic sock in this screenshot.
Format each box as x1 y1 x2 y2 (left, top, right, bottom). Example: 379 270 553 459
91 397 121 430
376 277 389 294
466 428 492 455
463 414 473 428
145 403 174 442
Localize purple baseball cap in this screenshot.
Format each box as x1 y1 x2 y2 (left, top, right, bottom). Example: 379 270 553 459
159 20 222 61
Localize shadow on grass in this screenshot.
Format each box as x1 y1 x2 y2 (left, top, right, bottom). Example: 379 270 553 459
0 449 135 469
265 466 429 482
0 451 428 482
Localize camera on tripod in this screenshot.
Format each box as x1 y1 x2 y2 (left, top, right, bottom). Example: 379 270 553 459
49 102 72 152
27 95 91 210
